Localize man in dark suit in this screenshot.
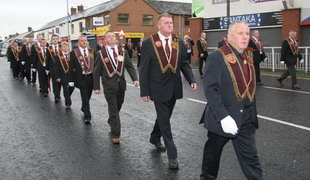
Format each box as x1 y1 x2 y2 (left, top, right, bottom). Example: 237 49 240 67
31 34 44 86
47 34 61 102
183 35 194 64
277 30 303 90
197 32 208 78
248 30 266 85
139 13 197 170
200 21 263 180
93 31 139 144
124 38 134 59
69 35 95 124
136 38 143 68
7 41 21 79
33 39 49 97
55 41 74 109
20 38 33 83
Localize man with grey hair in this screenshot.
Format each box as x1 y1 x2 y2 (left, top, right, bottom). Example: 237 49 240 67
248 30 266 85
277 30 303 90
200 21 263 180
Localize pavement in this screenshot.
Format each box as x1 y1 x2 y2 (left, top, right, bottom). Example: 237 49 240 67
0 57 309 180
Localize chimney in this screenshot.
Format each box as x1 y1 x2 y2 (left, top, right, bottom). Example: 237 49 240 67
28 27 32 32
77 5 84 12
71 7 77 15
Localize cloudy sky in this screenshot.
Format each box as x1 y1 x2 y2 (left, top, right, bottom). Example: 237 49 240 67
0 0 191 39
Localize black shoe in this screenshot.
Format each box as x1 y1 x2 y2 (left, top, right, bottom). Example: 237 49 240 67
65 105 71 110
152 142 166 152
200 75 204 79
42 92 48 97
168 159 179 170
55 96 60 103
256 81 263 85
292 85 301 90
84 115 91 124
277 78 283 88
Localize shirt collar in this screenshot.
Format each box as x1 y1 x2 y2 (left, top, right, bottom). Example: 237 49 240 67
158 31 171 41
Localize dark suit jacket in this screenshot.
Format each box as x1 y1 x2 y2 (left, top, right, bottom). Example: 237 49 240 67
46 47 58 76
68 49 94 89
280 39 302 65
93 48 137 94
139 37 196 102
248 39 266 64
33 48 49 73
55 54 71 84
197 39 208 59
200 49 258 138
21 44 32 69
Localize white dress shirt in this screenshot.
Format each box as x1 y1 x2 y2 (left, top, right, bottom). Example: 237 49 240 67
79 46 89 57
158 31 172 51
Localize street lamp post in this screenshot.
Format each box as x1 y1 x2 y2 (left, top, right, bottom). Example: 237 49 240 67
67 0 71 50
227 0 230 30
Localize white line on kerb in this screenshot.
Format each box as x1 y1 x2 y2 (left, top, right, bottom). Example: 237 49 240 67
263 86 310 95
186 98 310 132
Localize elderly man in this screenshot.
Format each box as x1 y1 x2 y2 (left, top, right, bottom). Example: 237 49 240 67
277 30 303 90
197 32 208 78
200 21 263 180
139 13 197 170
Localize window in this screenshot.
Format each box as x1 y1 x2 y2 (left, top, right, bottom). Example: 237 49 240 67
104 15 110 25
79 22 83 32
71 24 74 34
143 15 153 26
86 19 91 28
117 13 129 25
184 16 190 26
213 0 239 4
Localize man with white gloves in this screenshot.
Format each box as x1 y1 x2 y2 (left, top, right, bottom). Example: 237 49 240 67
199 21 263 180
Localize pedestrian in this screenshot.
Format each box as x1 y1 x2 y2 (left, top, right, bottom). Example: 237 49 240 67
7 40 21 79
217 35 227 48
47 34 61 102
277 30 303 90
200 21 263 180
197 32 208 78
93 31 139 144
183 35 194 64
139 13 197 170
124 38 134 59
31 34 44 87
55 41 75 109
68 35 94 124
248 30 266 85
136 38 143 68
33 39 49 97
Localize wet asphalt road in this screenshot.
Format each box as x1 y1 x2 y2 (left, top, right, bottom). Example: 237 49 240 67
0 57 309 180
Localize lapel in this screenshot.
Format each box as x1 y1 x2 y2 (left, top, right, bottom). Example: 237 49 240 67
36 47 46 65
151 33 179 74
48 46 57 62
99 45 124 78
287 38 298 55
219 44 256 102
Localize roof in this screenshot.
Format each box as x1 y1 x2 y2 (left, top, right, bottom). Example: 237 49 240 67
146 0 191 15
7 31 34 41
35 0 191 32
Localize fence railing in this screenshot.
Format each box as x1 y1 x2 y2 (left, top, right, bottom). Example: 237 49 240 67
208 46 310 73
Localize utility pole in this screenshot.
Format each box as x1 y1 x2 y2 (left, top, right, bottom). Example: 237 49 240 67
67 0 71 50
227 0 230 30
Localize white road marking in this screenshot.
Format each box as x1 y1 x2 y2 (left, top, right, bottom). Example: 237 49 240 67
263 86 310 95
187 98 310 132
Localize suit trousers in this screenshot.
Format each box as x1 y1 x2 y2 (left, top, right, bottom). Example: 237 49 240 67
254 62 261 82
279 64 297 87
199 56 207 76
32 70 37 84
61 82 74 106
104 91 125 138
38 70 48 93
79 74 93 118
51 73 61 99
151 98 177 160
201 108 263 180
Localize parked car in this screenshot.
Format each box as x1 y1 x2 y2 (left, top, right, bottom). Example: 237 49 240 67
0 48 7 57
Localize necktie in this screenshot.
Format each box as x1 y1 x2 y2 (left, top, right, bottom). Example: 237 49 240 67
111 47 118 65
54 46 58 55
83 49 89 66
165 38 170 59
240 53 249 83
43 48 46 59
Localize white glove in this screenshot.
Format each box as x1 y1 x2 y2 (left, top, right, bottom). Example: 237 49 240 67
21 61 25 65
45 70 49 74
300 59 304 64
68 82 74 87
280 61 285 64
264 58 267 61
31 68 36 72
220 116 238 135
